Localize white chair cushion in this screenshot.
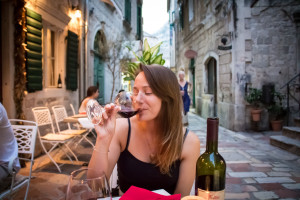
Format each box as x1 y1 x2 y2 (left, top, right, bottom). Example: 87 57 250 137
41 134 74 141
60 129 86 135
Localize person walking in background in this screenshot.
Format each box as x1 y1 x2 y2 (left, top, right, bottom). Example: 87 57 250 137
0 103 20 191
178 70 192 126
79 86 100 114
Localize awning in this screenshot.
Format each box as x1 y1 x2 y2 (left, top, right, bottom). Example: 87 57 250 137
101 0 114 7
184 50 197 58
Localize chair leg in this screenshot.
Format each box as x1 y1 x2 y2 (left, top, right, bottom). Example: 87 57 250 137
65 143 79 162
40 142 62 173
24 160 34 200
60 144 74 164
75 132 94 148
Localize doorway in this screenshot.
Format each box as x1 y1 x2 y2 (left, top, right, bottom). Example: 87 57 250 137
94 55 105 105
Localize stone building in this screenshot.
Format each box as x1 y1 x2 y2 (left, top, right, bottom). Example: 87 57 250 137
0 0 143 119
168 0 300 131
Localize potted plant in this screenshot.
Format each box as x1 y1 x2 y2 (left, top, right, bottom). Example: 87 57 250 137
267 91 286 131
245 88 263 121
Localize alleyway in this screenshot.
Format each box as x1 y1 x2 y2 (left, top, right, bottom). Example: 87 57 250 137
11 113 300 200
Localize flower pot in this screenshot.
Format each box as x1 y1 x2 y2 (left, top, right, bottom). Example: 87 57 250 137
271 120 283 131
251 109 262 122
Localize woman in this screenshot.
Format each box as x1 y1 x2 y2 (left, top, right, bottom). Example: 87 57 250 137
79 86 99 113
178 70 192 126
88 65 200 196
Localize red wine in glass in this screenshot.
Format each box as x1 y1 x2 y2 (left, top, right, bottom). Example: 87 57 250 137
115 92 139 118
118 109 139 118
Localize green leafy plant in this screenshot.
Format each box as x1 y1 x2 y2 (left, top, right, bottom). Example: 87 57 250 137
245 88 262 109
123 38 164 81
267 90 286 120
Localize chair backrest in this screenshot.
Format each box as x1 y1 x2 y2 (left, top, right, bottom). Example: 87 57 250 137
9 119 38 158
52 105 71 132
32 107 56 134
70 103 76 115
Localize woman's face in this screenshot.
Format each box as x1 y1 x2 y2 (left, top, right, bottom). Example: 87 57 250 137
93 90 99 99
132 72 162 121
179 73 185 80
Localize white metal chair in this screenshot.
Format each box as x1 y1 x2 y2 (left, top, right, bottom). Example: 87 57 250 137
70 103 76 116
52 105 94 147
32 107 78 173
0 119 37 200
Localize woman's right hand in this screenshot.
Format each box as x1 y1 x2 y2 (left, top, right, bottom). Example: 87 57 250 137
180 90 185 96
94 103 120 145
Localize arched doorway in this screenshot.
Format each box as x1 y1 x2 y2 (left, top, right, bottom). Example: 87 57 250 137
206 57 217 116
93 30 108 105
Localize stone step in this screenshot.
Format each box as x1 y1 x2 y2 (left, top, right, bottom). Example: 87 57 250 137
295 117 300 127
282 126 300 140
270 135 300 156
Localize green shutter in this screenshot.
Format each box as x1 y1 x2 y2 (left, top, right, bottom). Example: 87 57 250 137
125 0 131 24
137 4 142 39
26 8 43 92
66 30 79 91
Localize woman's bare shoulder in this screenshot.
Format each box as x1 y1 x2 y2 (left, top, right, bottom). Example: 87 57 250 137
115 118 130 151
182 130 200 158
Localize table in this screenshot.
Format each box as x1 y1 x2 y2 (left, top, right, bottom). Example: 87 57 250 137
63 114 87 123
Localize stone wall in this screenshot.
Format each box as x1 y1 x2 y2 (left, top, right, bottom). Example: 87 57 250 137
86 0 139 104
172 0 300 131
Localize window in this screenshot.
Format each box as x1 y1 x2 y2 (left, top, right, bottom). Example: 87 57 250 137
179 3 184 30
207 58 216 95
46 29 56 87
136 4 142 40
188 0 194 22
125 0 131 24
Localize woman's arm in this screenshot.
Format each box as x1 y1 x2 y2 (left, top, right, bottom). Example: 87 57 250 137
87 104 123 179
174 131 200 196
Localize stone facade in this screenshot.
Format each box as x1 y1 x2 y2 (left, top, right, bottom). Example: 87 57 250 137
1 0 142 119
169 0 300 131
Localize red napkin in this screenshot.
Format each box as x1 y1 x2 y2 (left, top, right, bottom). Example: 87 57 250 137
120 186 181 200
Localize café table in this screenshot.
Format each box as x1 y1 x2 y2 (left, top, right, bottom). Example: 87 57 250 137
63 114 96 145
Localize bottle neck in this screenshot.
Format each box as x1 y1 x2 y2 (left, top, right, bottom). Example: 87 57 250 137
206 118 219 152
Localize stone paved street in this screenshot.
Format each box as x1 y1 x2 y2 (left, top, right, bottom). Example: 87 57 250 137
10 112 300 200
189 112 300 200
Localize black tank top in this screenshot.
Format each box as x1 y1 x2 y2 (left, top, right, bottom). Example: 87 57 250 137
117 119 189 194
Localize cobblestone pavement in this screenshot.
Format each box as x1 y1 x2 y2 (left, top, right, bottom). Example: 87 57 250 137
188 112 300 200
10 113 300 200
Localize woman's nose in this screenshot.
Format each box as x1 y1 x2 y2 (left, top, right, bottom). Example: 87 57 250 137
135 92 144 103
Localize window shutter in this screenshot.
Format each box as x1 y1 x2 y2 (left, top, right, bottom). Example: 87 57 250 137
26 8 43 92
66 30 79 91
125 0 131 24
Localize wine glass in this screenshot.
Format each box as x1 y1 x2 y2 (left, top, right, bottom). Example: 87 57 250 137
115 91 139 118
86 99 104 125
86 92 139 125
66 168 111 200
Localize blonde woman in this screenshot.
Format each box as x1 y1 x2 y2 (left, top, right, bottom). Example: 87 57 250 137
88 65 200 197
178 70 192 126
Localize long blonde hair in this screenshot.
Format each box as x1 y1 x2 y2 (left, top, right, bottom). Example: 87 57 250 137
140 65 183 174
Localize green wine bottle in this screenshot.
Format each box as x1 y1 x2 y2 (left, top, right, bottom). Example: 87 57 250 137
195 117 226 199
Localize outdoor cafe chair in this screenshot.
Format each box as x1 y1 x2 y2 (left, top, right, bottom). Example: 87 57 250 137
32 107 78 173
70 103 96 138
52 105 94 147
0 119 37 200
